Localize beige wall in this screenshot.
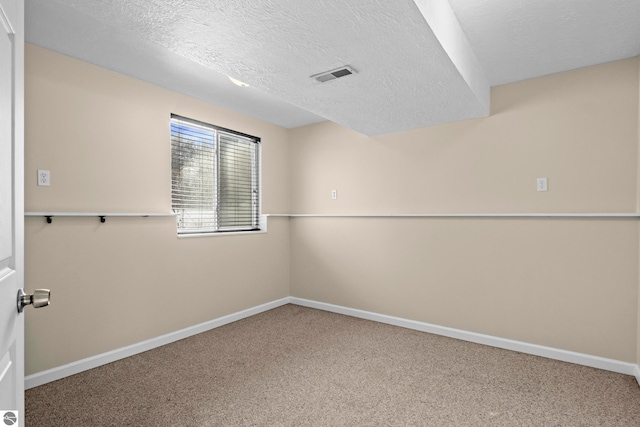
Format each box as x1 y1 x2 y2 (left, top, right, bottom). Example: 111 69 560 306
290 58 640 362
636 56 640 365
290 60 639 214
24 44 640 375
24 45 290 374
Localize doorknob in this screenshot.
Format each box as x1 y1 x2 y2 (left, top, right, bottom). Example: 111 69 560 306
17 288 51 313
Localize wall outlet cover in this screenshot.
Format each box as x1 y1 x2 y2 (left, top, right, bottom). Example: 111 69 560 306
537 177 548 192
37 169 51 187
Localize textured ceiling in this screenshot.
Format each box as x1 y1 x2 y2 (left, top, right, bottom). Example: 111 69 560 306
25 0 640 135
448 0 640 86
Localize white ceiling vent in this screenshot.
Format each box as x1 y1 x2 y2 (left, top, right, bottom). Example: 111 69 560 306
311 66 357 83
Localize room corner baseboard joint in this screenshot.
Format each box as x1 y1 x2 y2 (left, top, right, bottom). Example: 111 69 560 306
26 296 640 389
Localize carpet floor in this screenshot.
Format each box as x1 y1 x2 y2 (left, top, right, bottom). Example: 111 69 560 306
26 304 640 426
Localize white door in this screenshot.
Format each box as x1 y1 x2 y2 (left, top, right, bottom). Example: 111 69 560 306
0 0 24 425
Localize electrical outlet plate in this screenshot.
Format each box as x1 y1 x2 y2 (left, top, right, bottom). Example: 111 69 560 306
38 169 50 186
331 189 338 200
537 177 547 192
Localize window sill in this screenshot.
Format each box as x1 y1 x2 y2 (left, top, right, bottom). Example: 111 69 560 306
177 215 268 238
177 229 267 239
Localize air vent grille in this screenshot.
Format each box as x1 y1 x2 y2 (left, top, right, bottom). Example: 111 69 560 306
311 66 357 83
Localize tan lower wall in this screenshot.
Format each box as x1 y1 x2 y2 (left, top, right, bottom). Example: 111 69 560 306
25 217 290 374
637 224 640 366
290 217 638 362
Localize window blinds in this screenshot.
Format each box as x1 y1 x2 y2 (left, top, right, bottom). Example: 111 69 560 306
171 115 260 234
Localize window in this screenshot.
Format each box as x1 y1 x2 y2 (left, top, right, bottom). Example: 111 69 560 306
170 114 261 235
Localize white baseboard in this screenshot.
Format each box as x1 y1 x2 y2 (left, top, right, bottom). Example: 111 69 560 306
27 295 640 389
25 297 290 389
290 297 639 378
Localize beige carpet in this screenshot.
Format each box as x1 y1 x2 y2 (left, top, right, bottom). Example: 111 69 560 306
26 304 640 426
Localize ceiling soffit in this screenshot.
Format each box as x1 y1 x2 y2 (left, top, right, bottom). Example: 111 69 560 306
27 0 490 135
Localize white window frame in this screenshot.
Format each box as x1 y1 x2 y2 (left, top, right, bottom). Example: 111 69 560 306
170 114 262 236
